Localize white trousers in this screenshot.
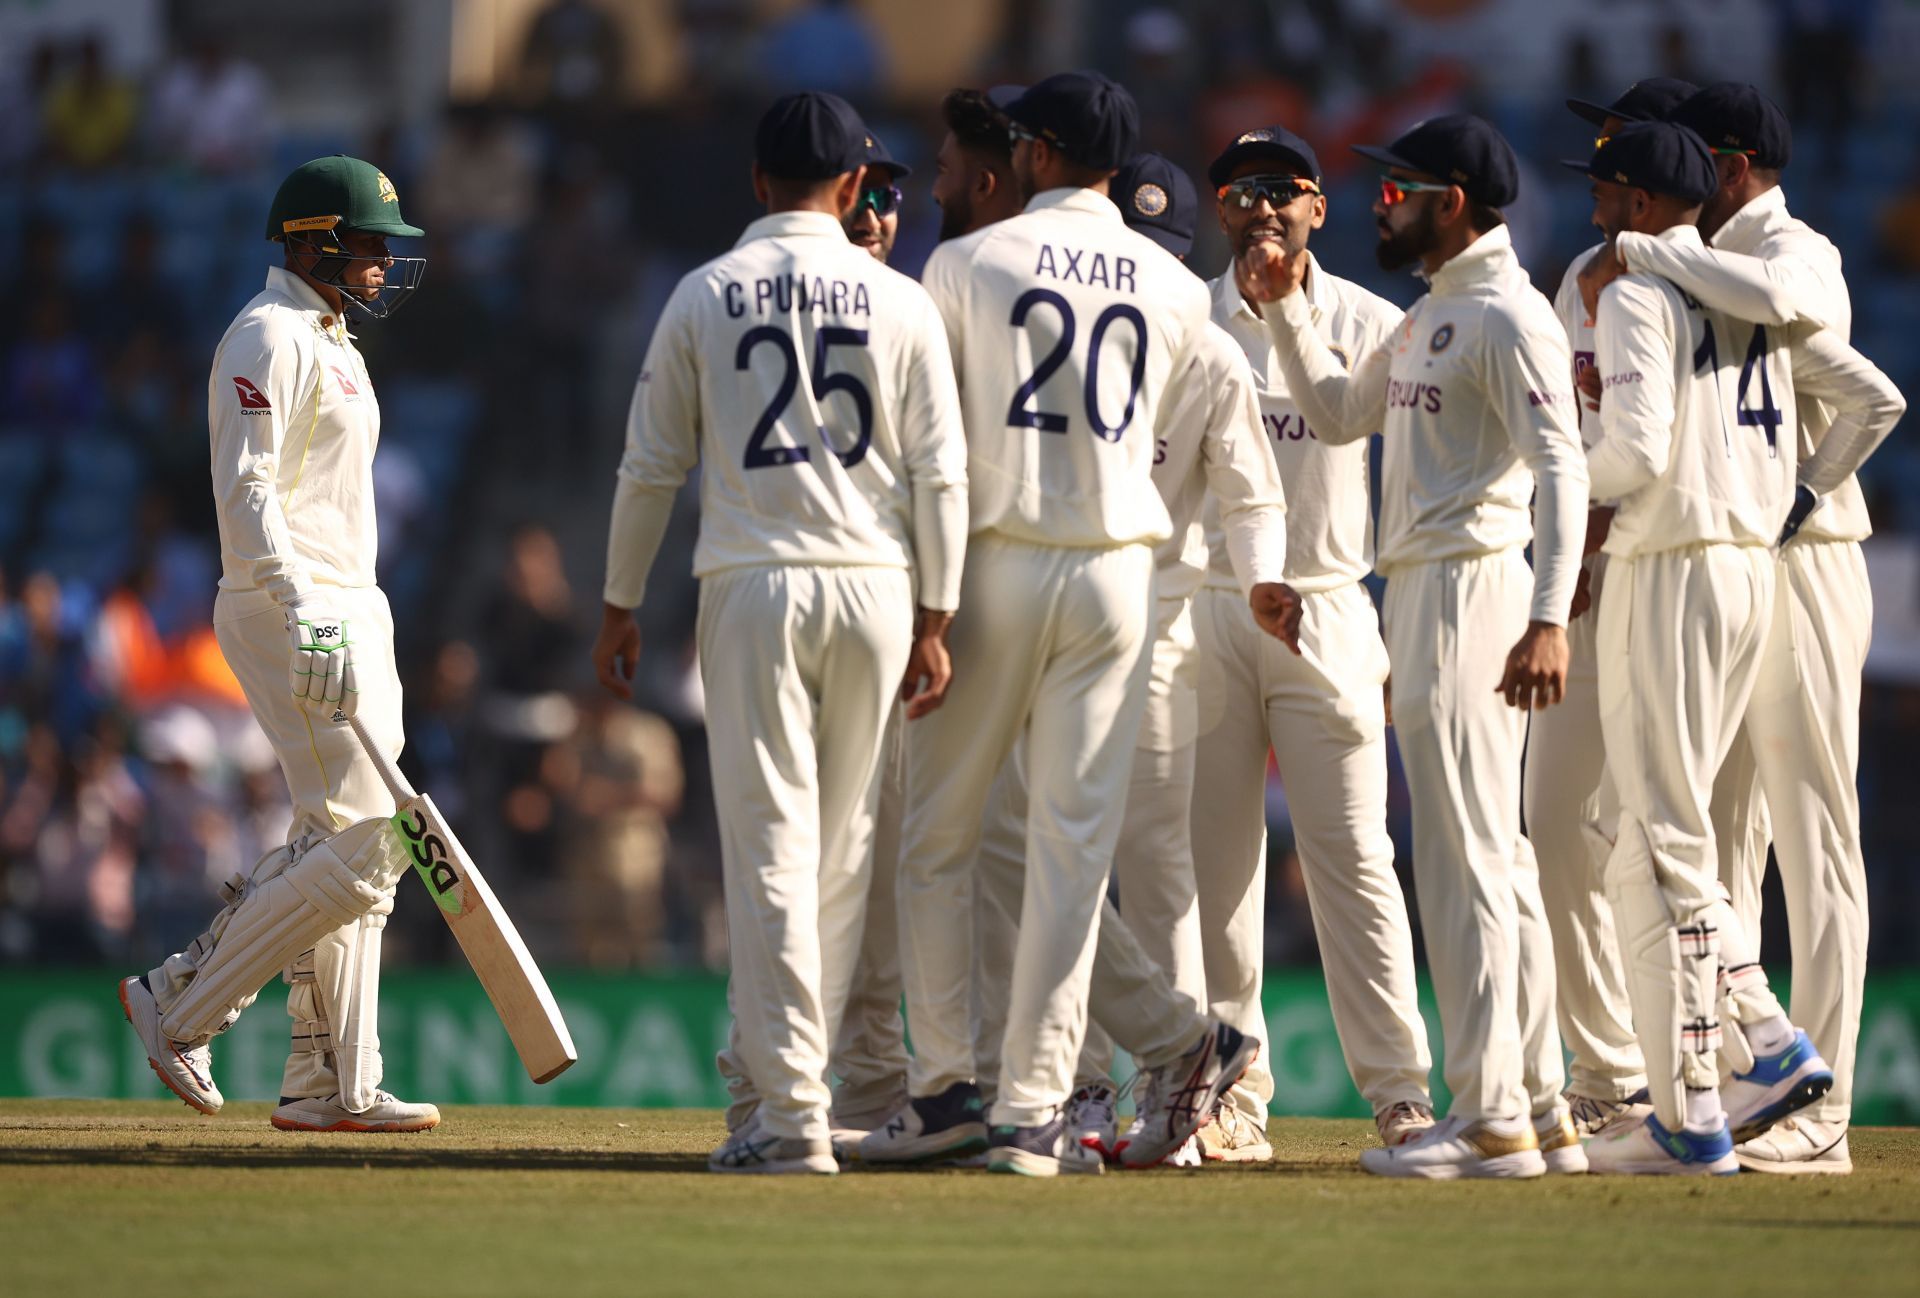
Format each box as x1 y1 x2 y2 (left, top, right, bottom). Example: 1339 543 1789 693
829 706 911 1121
1522 558 1646 1101
898 537 1155 1127
1708 538 1871 1123
1191 581 1430 1126
701 564 912 1142
1597 545 1786 1131
1382 551 1562 1124
212 586 404 1100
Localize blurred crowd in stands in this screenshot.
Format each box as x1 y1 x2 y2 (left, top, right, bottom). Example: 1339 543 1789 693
3 0 1918 975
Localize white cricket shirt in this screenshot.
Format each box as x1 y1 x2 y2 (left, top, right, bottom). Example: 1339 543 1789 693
605 210 970 611
1261 225 1588 625
209 266 380 607
1205 256 1401 594
919 186 1213 551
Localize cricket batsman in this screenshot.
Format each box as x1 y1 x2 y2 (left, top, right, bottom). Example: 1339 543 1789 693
118 155 440 1133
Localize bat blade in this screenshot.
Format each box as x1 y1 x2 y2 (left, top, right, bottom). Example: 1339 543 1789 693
392 793 578 1083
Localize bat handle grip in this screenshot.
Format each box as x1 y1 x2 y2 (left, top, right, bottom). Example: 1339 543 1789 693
348 715 417 806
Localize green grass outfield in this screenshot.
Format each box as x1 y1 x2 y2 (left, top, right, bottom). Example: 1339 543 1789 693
3 1101 1916 1297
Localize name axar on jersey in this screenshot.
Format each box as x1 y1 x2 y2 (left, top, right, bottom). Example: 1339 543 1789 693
604 93 967 1174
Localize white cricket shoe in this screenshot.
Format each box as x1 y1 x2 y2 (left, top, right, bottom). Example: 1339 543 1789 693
1722 1029 1834 1143
271 1091 441 1133
857 1081 989 1165
1533 1106 1589 1174
1358 1115 1546 1180
986 1113 1105 1177
1564 1089 1644 1137
118 975 222 1115
827 1101 900 1162
1196 1103 1273 1163
1167 1135 1202 1167
1735 1117 1852 1175
1066 1080 1119 1159
1114 1021 1259 1169
1585 1112 1737 1176
1373 1099 1435 1147
709 1113 837 1175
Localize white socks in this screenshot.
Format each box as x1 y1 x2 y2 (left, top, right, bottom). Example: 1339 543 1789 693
1684 1087 1722 1135
1745 1014 1796 1057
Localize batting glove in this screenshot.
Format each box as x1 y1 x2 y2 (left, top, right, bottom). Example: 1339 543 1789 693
286 599 357 718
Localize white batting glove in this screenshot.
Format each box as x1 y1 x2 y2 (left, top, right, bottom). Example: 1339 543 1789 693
286 599 358 718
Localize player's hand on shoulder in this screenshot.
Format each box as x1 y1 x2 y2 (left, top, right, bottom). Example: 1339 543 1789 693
592 603 643 702
285 598 357 719
1249 582 1303 654
1495 620 1570 712
901 607 956 720
1578 242 1626 322
1236 241 1308 307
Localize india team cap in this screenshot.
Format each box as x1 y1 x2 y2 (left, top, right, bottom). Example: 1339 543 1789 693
1566 77 1699 128
986 85 1027 113
1113 152 1198 256
1352 113 1519 209
1005 71 1140 172
266 155 424 242
862 131 911 180
1567 121 1717 204
754 91 871 181
1671 82 1792 169
1206 125 1321 189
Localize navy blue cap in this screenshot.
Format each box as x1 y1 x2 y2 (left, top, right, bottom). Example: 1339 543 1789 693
1206 124 1321 189
1566 77 1699 128
1672 82 1792 170
1113 152 1198 255
1005 71 1139 172
1353 113 1519 209
1566 120 1716 204
863 131 910 180
754 91 870 181
987 84 1026 112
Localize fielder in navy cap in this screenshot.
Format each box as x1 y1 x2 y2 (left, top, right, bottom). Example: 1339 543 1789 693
1352 114 1518 272
1670 82 1793 242
1005 70 1140 187
932 86 1027 241
847 131 909 263
1572 121 1717 213
754 90 871 181
1566 77 1698 132
1207 125 1321 191
1112 152 1198 257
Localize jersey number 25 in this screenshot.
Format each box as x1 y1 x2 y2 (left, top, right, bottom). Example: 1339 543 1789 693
737 326 873 470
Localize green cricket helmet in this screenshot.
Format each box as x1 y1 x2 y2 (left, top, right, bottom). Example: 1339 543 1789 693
267 155 426 320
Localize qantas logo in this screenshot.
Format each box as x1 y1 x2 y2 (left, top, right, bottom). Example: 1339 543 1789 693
330 365 361 398
231 376 272 413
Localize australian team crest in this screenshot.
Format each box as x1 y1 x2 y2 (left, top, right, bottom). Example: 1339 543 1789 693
376 171 399 203
1429 324 1455 353
1133 183 1169 217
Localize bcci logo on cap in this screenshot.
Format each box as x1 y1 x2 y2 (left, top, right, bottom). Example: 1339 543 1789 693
1236 129 1274 144
1133 183 1169 218
376 171 398 203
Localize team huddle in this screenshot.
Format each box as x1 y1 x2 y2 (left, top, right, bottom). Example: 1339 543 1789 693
116 65 1899 1181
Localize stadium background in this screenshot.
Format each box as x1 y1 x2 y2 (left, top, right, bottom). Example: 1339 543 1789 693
2 0 1917 1120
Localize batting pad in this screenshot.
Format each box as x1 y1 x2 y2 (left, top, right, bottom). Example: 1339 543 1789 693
160 819 410 1045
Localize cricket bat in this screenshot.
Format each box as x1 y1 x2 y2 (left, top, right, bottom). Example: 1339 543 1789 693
349 716 578 1084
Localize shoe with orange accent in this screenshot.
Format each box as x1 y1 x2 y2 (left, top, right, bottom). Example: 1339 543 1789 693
1358 1115 1546 1180
271 1091 440 1132
118 975 222 1115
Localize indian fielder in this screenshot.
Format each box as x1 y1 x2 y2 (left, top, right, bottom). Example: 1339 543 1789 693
1189 123 1436 1158
1536 77 1698 1138
867 72 1257 1177
1598 83 1890 1173
1569 121 1902 1175
117 155 439 1133
594 93 969 1175
1242 115 1590 1179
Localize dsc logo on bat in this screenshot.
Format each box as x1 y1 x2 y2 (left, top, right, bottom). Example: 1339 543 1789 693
394 807 467 917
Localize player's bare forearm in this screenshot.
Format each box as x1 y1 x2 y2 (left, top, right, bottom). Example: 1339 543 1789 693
1495 620 1569 711
592 602 642 701
901 606 956 719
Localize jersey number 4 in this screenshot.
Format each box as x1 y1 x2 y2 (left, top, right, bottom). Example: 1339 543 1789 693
1694 319 1784 454
737 326 873 470
1005 289 1149 443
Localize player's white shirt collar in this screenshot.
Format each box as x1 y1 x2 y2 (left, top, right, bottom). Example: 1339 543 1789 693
1211 248 1326 325
264 265 352 340
1423 221 1515 294
1021 186 1124 221
1708 185 1790 254
1642 222 1707 256
734 209 852 248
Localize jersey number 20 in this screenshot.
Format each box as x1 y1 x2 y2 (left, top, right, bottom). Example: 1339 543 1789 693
737 326 873 470
1005 289 1149 443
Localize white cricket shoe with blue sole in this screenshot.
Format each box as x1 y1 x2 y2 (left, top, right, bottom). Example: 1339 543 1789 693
1585 1112 1738 1175
1722 1030 1834 1144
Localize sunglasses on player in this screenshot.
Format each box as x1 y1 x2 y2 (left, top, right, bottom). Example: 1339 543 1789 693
1378 176 1455 206
856 184 903 216
1218 174 1323 209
